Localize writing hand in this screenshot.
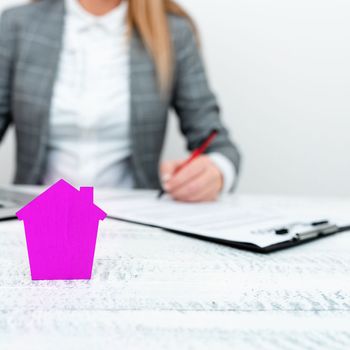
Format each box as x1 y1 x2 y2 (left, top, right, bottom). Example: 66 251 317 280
160 155 223 202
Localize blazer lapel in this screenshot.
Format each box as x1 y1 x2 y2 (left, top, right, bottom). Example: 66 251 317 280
129 33 152 187
34 0 65 133
129 32 170 188
26 0 66 181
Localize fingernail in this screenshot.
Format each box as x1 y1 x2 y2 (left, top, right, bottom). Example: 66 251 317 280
161 173 171 182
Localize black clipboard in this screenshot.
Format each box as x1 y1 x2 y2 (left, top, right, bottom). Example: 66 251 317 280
166 225 350 253
109 215 350 253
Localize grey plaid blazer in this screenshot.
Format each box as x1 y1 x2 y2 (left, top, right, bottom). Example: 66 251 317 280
0 0 241 189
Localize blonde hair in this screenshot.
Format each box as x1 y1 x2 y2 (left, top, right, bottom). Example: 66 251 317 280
128 0 197 94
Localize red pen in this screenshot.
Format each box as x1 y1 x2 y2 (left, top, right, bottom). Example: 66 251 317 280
158 129 219 198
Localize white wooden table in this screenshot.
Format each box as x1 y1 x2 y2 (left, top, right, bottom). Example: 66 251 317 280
1 193 350 350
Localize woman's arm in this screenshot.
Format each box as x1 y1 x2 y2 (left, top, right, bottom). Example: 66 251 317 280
0 10 15 142
171 19 240 167
161 18 241 201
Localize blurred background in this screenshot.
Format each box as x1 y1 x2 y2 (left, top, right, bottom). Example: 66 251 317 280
0 0 349 196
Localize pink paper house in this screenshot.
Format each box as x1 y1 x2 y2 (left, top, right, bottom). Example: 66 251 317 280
16 179 107 280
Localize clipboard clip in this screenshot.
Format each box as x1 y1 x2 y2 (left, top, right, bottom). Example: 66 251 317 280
293 221 339 241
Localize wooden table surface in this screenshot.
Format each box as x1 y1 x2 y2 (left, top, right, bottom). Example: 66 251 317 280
1 193 350 350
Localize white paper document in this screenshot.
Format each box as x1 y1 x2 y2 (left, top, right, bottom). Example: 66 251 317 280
101 192 348 250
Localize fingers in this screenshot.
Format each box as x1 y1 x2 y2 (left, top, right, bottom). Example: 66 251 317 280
160 156 223 203
160 159 183 182
164 157 207 193
186 186 218 202
171 168 219 202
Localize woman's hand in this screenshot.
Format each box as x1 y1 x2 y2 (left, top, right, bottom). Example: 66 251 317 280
160 155 223 202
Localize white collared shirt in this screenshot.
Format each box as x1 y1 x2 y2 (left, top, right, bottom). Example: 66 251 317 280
44 0 235 191
44 0 133 188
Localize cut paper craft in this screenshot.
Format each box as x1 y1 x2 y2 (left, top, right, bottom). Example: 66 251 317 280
16 179 107 280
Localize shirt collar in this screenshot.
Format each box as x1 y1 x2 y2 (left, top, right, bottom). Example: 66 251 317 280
65 0 127 34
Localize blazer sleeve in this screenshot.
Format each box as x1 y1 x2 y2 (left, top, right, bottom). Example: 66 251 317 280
171 19 241 182
0 10 15 142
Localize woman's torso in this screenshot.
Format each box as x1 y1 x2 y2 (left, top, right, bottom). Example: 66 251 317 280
44 0 133 187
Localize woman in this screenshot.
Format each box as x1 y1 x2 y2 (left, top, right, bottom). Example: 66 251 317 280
0 0 241 202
